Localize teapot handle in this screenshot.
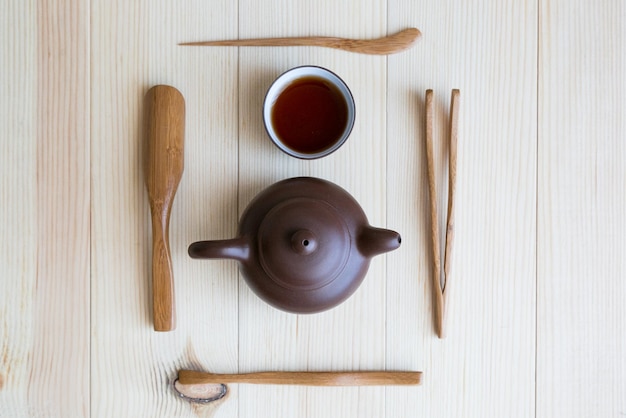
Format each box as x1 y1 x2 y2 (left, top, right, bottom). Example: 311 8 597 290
188 236 250 261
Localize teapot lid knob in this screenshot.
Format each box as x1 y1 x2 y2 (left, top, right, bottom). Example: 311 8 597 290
257 197 350 291
291 230 318 255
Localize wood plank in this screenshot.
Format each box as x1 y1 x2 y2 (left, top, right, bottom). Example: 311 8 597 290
236 1 388 417
0 1 91 416
537 1 626 416
387 1 537 417
3 1 625 417
90 1 239 416
0 1 38 415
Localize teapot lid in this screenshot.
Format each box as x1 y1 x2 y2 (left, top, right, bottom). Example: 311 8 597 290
257 197 351 290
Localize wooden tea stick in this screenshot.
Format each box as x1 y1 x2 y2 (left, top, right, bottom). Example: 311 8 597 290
444 90 460 296
425 90 445 338
424 89 460 339
178 370 422 386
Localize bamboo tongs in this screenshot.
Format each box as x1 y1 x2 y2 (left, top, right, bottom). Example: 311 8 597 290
425 89 460 339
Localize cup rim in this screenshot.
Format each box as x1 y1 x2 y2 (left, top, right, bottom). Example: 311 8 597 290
263 65 356 160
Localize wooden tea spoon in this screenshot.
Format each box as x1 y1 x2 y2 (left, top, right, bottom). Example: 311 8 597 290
177 369 422 386
179 28 421 55
174 370 421 404
144 85 185 332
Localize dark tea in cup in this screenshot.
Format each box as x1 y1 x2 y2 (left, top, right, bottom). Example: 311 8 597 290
263 66 355 159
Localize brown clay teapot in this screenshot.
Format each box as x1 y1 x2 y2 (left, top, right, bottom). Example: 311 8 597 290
188 177 401 313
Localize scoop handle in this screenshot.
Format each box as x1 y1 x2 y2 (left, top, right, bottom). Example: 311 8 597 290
144 85 185 331
178 370 422 386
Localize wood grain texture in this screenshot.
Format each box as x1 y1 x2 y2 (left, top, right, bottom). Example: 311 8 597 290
1 0 626 417
537 1 626 416
387 1 537 417
90 1 239 417
0 0 90 417
0 1 38 415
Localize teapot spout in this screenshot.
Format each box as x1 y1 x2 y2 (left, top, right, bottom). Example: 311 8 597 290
188 236 250 262
358 226 401 258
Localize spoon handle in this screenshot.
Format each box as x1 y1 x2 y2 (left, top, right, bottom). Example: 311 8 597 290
181 35 347 47
178 370 421 386
179 28 420 55
144 85 185 332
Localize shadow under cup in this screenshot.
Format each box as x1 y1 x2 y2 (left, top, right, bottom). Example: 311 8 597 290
263 66 356 159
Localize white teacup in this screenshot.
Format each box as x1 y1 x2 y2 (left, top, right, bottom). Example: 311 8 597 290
263 66 356 159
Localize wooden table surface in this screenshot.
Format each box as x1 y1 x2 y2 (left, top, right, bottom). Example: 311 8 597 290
1 1 624 417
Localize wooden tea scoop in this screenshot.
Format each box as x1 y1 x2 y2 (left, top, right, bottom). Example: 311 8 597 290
177 369 422 386
425 89 460 339
144 85 185 331
179 28 421 55
173 369 421 402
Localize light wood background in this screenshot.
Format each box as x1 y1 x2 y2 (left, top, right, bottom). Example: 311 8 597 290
1 0 624 417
